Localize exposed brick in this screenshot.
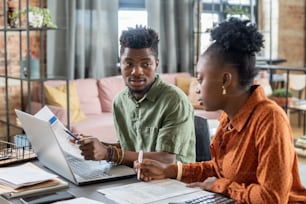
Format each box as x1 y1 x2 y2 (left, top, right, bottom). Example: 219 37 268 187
278 0 305 67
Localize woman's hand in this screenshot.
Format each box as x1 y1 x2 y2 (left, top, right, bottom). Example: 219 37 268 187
135 159 176 181
186 176 218 191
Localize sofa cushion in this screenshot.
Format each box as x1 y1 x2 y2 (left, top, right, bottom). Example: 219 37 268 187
44 82 86 122
71 113 118 143
74 79 102 115
160 72 191 85
98 76 126 112
176 76 193 95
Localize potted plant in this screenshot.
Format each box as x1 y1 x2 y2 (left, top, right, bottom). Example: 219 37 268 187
270 88 293 106
10 7 57 28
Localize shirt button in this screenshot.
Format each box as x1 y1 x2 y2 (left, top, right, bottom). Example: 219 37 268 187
136 104 139 108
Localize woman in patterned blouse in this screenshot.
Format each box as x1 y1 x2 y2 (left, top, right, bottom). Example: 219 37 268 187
136 18 306 204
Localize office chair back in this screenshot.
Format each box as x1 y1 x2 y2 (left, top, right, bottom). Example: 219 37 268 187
194 115 211 162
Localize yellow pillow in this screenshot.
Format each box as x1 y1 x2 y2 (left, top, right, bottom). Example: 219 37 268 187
44 82 86 122
176 76 193 95
188 78 204 110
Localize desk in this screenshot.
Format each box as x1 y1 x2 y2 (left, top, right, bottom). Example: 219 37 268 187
2 161 218 204
2 160 135 204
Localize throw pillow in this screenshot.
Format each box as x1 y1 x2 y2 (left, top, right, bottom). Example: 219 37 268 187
188 78 204 110
176 76 193 95
44 82 86 122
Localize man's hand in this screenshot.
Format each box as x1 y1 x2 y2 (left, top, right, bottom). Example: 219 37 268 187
78 136 108 161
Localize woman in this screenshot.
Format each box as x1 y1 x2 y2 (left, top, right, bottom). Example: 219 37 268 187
136 18 306 203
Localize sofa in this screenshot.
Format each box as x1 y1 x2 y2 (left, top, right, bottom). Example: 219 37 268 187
29 72 221 143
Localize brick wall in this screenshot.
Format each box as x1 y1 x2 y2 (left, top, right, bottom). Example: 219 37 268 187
278 0 305 67
0 0 42 139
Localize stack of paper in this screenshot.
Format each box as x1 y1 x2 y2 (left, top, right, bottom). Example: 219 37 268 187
0 164 57 189
0 162 68 198
295 135 306 157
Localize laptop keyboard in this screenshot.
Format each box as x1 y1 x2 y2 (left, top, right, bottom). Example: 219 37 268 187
183 194 235 204
64 152 112 180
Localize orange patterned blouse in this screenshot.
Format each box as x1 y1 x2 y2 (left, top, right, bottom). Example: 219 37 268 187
179 85 306 203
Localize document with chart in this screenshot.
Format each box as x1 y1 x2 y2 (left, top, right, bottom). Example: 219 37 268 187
33 106 83 159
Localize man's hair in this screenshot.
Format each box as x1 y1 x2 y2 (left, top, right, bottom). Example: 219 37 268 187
204 18 264 87
119 25 159 59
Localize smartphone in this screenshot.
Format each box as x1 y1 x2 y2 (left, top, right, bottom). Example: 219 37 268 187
19 191 75 204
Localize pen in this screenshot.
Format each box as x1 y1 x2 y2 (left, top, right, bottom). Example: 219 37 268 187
64 129 79 141
137 150 143 180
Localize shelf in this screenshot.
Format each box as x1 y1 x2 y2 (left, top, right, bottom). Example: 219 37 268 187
1 0 67 166
0 74 68 81
0 27 65 32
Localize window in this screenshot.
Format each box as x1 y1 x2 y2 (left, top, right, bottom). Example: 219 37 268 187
118 0 147 55
194 0 258 64
118 10 147 37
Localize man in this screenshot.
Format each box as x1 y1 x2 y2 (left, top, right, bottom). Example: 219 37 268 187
78 26 195 166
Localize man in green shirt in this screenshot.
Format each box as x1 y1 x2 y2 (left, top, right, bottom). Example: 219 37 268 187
78 26 195 166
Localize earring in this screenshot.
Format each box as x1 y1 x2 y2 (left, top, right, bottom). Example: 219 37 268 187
222 86 226 95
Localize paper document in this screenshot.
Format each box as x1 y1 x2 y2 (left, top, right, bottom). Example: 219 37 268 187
34 106 83 159
97 179 201 204
0 163 57 189
0 162 69 198
53 197 106 204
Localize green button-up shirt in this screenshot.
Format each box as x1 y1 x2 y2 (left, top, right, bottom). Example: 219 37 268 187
113 74 195 163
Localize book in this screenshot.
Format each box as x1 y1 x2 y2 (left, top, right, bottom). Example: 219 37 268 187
294 138 306 157
0 162 68 198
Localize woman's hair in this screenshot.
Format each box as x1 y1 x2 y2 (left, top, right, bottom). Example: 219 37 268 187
119 25 159 59
204 18 264 87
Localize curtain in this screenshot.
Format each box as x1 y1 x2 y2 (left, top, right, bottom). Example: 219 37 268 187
146 0 194 74
47 0 119 79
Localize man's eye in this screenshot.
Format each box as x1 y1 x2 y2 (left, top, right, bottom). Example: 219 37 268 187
125 63 133 67
142 63 150 68
197 76 202 84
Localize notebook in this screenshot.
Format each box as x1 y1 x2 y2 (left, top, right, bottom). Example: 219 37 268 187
15 108 136 186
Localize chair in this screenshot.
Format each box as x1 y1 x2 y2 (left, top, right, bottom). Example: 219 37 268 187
194 115 211 162
283 73 306 127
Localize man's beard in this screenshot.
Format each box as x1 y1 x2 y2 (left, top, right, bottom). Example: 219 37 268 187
128 77 156 95
128 84 151 95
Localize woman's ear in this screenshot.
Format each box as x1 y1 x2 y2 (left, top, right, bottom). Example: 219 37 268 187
222 72 232 87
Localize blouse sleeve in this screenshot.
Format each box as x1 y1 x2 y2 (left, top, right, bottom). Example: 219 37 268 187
180 160 216 183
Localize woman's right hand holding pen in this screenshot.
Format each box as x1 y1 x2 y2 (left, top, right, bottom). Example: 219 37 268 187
135 159 176 181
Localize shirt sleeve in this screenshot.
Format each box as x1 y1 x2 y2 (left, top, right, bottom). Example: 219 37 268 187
212 109 296 204
180 160 216 183
156 97 195 161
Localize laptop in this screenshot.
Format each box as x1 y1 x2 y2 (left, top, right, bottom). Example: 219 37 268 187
15 109 136 186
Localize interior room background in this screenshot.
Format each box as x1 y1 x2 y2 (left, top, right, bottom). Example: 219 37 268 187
0 0 305 138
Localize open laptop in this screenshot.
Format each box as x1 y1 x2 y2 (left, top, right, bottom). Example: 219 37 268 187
15 109 136 186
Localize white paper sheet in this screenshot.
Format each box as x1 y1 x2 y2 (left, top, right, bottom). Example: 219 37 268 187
0 163 57 189
97 179 201 204
53 197 106 204
34 106 83 159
